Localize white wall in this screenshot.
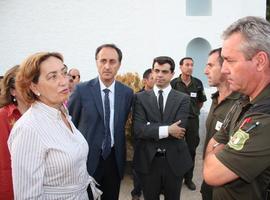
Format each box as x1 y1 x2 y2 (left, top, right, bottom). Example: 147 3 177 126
0 0 266 83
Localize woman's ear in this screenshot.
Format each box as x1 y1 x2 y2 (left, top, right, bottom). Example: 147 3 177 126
10 88 16 97
30 82 40 96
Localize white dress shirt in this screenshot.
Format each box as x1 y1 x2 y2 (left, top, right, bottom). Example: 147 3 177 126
8 102 96 200
99 77 115 147
153 84 172 139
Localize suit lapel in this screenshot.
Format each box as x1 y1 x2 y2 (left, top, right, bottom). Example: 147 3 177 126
90 78 104 118
163 90 178 121
114 82 121 128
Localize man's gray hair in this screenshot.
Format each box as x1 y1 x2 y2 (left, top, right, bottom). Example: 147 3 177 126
222 16 270 60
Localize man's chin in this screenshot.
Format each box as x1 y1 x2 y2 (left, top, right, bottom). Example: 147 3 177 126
156 83 166 88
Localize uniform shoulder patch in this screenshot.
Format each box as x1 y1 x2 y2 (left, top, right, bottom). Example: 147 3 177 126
228 129 249 151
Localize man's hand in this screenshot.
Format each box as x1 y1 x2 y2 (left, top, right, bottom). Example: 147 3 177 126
168 120 185 139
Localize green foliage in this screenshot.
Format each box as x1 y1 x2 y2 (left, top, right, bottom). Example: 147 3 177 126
116 72 143 160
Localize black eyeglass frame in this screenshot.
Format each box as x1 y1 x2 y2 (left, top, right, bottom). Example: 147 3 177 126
70 75 80 80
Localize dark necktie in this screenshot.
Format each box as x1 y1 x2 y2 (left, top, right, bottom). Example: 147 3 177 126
158 90 164 121
102 88 111 159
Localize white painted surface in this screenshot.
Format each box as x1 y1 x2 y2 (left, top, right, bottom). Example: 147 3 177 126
0 0 266 80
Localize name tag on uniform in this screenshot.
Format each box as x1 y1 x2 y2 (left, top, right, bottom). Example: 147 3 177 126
190 92 197 97
215 121 223 131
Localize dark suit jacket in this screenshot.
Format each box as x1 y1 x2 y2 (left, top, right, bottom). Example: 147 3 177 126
68 77 133 178
133 89 192 177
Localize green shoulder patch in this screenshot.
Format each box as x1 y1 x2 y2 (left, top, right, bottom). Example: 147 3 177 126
228 129 249 151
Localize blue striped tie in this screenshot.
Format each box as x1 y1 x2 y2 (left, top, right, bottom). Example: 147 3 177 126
102 88 111 159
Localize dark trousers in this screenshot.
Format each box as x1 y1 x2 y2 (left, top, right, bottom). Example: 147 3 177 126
131 169 142 197
138 156 183 200
184 117 200 181
200 180 213 200
88 148 121 200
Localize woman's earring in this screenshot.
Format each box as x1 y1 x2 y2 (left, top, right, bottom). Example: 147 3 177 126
13 97 17 102
36 92 41 97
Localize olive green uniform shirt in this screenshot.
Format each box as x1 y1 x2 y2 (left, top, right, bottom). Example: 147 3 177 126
171 75 207 118
213 85 270 200
203 91 241 159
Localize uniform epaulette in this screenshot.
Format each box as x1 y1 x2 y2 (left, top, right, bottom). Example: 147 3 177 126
248 97 270 115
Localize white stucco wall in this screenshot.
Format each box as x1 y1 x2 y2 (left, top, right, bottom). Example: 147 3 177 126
0 0 266 81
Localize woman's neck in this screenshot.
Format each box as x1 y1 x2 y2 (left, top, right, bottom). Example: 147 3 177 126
16 100 29 114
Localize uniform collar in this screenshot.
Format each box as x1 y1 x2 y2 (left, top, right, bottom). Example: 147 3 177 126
211 91 242 100
250 84 270 105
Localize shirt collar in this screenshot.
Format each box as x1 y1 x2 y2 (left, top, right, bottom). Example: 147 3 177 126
211 91 219 99
98 77 115 94
153 84 171 97
33 101 63 119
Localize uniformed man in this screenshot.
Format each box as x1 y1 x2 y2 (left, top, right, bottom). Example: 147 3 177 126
203 16 270 200
201 47 241 200
171 57 207 190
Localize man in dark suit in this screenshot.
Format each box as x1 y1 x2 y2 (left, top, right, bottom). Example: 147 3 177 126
133 56 193 200
68 44 133 200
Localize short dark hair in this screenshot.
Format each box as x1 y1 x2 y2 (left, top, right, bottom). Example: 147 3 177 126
95 43 122 62
143 68 152 79
179 57 193 65
152 56 175 73
209 48 224 66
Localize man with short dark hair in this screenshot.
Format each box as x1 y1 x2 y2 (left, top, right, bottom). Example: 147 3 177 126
204 16 270 200
133 56 192 200
68 44 133 200
171 57 207 190
201 48 241 200
139 68 155 92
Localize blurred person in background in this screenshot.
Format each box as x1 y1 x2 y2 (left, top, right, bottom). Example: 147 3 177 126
0 65 29 200
68 67 81 93
8 52 101 199
0 75 4 93
171 57 207 190
138 68 155 92
68 68 81 84
0 65 28 200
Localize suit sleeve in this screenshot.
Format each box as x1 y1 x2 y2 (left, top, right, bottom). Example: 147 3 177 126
67 86 82 128
132 94 161 141
126 89 134 118
175 94 190 128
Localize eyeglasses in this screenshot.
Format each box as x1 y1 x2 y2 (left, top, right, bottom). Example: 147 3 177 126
69 75 80 80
